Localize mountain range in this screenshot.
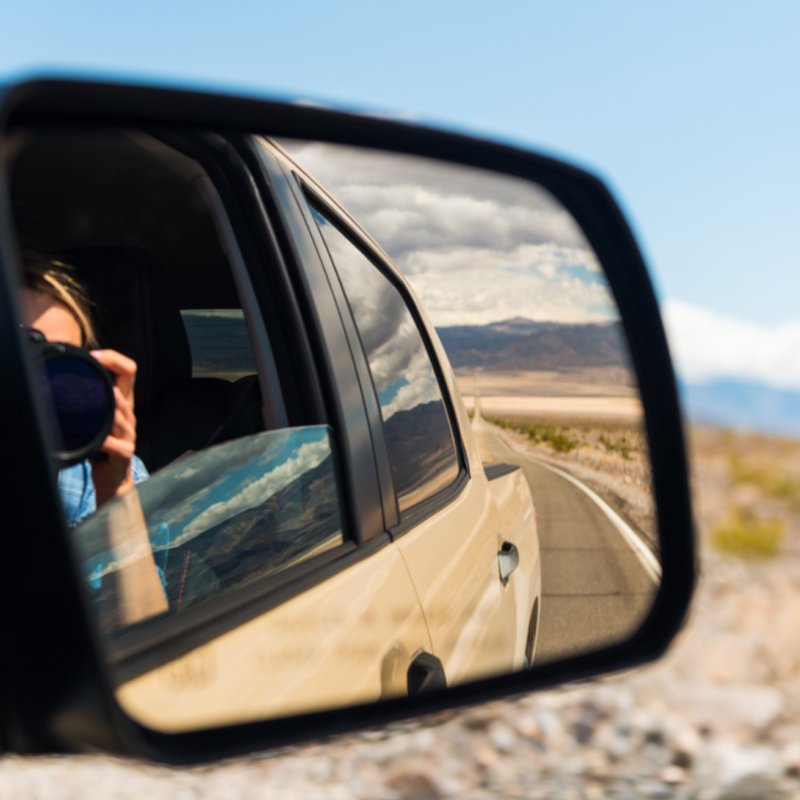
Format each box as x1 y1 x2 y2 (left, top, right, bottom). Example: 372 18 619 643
436 317 630 372
435 318 800 436
679 379 800 437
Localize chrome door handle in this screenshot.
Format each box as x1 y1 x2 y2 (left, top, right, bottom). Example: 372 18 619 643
498 541 519 586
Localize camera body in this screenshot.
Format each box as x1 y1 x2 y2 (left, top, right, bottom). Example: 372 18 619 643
25 328 116 465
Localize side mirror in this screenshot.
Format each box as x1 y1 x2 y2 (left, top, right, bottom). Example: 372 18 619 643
0 77 695 762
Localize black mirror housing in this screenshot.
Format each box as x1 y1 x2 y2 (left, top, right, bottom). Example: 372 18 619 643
0 76 696 763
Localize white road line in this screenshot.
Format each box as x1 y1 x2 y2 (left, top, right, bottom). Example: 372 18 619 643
487 427 662 584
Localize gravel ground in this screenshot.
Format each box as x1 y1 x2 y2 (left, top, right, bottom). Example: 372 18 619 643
2 427 800 799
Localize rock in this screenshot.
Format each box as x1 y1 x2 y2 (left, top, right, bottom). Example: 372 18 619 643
593 723 634 762
461 711 496 732
657 764 687 784
715 774 781 800
534 708 561 735
472 744 500 771
696 741 784 794
637 781 675 798
408 729 436 754
515 712 543 741
644 727 666 747
671 684 785 734
487 721 517 753
572 718 595 745
781 740 800 774
384 769 443 800
579 749 610 778
672 748 694 769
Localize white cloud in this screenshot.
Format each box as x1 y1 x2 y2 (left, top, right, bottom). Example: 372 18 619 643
407 246 613 327
282 140 613 327
174 437 331 542
281 140 560 211
381 360 441 420
402 242 598 277
663 299 800 389
335 184 587 258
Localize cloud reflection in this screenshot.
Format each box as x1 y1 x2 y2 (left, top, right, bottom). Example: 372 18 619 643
280 141 613 327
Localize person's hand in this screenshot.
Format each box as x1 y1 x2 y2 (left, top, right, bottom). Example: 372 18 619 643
88 349 138 507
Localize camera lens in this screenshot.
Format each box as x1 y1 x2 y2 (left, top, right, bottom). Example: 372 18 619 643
23 327 116 465
43 356 113 449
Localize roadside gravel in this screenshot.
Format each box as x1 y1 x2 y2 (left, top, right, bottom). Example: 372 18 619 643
2 428 799 798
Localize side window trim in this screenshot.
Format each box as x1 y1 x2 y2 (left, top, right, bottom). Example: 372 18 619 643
222 132 330 429
299 183 468 519
138 130 295 435
194 173 288 430
250 140 388 542
288 179 400 531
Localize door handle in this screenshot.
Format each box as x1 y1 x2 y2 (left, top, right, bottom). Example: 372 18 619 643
498 541 519 586
407 652 447 696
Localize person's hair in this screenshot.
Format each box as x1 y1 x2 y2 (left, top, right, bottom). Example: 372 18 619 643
21 252 97 348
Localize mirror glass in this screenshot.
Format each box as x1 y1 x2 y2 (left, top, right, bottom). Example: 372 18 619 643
6 127 658 732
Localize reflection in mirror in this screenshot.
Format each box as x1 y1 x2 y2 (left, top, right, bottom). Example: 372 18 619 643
75 427 344 634
285 140 658 666
7 127 658 732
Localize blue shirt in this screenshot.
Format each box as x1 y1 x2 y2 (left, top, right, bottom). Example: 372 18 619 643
58 455 149 527
58 456 171 596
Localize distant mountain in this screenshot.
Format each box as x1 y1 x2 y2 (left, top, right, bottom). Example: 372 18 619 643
434 320 800 436
436 318 630 372
680 379 800 437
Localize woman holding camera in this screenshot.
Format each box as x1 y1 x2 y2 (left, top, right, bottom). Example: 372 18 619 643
19 253 167 624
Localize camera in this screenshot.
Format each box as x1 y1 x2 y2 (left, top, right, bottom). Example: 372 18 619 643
24 327 116 466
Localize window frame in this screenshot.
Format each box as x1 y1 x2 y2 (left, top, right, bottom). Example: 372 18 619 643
292 175 471 532
35 129 375 673
250 138 393 540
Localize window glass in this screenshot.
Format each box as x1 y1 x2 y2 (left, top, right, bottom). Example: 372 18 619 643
180 309 257 380
75 426 345 634
310 204 459 513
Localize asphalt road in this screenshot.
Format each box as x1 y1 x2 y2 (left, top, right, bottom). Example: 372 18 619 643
473 416 659 664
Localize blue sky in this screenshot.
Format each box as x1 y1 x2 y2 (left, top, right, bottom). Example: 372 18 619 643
2 1 798 386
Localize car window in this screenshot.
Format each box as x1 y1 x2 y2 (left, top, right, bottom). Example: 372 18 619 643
180 309 257 380
76 425 345 633
8 128 349 635
308 202 460 514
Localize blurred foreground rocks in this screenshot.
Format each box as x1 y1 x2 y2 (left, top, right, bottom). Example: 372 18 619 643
3 427 800 798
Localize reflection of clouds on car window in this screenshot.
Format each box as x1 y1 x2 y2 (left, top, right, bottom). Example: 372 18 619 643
317 214 441 421
76 427 343 596
151 428 332 542
311 204 459 510
177 436 331 541
282 140 614 327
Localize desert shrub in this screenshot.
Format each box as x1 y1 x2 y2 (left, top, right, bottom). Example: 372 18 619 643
486 417 578 453
728 453 800 506
599 432 632 459
711 506 786 558
488 416 516 432
530 425 554 445
549 432 578 453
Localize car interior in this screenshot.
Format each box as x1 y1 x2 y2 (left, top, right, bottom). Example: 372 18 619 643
7 126 351 657
7 128 269 474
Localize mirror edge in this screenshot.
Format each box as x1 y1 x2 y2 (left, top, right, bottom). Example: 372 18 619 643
0 75 696 762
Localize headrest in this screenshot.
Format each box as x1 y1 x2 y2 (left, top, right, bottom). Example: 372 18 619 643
64 246 192 418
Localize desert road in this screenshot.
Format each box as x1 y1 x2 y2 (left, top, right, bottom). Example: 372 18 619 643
472 412 659 663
